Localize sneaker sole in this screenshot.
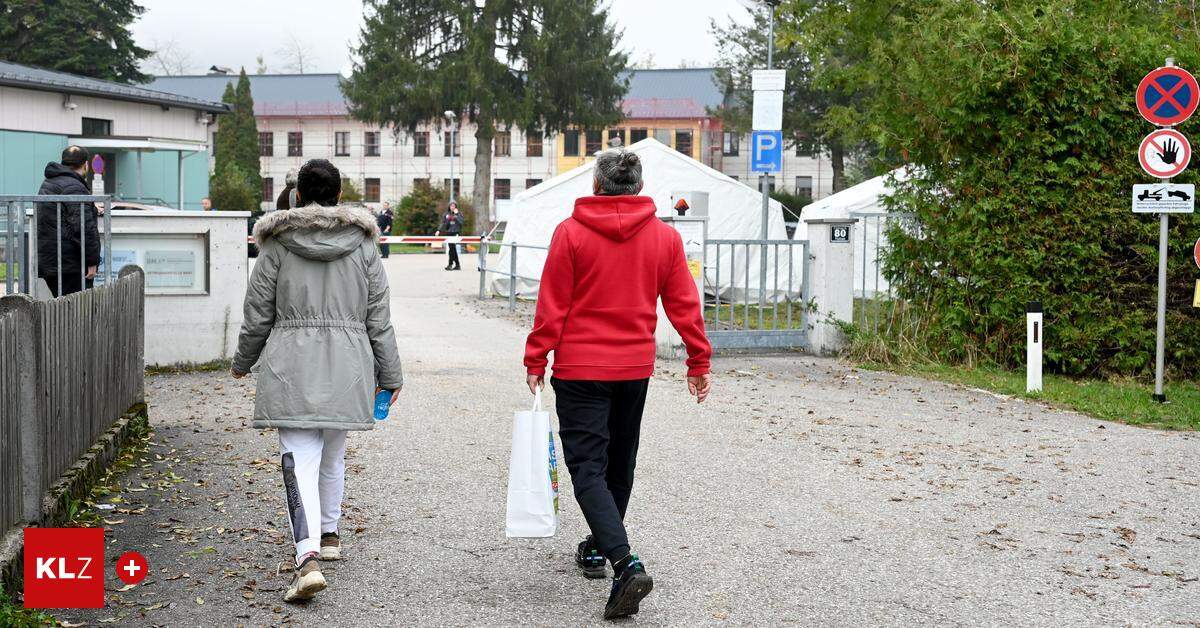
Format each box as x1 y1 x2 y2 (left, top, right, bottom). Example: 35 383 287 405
579 563 606 579
284 571 327 603
603 572 653 620
320 546 341 561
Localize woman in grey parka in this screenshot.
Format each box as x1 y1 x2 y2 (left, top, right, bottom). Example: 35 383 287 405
231 159 403 603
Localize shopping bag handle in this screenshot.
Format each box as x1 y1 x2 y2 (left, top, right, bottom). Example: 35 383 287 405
531 387 543 413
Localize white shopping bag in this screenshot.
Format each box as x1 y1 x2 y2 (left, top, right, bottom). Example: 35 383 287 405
505 388 559 538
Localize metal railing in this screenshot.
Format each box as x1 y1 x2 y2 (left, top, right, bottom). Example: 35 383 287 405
477 240 549 311
0 267 144 534
704 239 810 350
2 195 114 296
849 211 919 334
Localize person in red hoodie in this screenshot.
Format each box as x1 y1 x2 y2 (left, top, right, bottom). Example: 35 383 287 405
524 148 712 620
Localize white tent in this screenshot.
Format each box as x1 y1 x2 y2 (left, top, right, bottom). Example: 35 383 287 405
796 167 909 297
492 138 797 299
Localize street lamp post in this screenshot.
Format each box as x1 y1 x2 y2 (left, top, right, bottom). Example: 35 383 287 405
443 110 456 202
759 0 782 324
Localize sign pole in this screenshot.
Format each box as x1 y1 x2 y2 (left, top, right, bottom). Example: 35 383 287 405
1154 211 1169 402
759 3 777 327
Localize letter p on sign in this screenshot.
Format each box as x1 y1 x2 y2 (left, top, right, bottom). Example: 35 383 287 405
751 130 783 173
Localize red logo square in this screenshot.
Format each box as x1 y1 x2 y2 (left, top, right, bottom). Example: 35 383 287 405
23 528 105 608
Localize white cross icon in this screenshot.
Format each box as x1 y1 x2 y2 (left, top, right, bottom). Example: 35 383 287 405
123 560 141 578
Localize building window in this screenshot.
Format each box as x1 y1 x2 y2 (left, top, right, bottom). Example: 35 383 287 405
585 130 603 155
494 178 511 200
365 178 380 202
413 131 429 157
526 133 543 157
525 178 543 190
795 176 814 200
607 129 626 148
764 175 776 194
795 140 818 157
81 117 112 136
563 130 580 157
675 130 693 156
722 132 740 156
262 177 274 203
413 177 430 189
443 131 459 157
443 178 460 199
258 131 274 157
288 132 303 157
494 131 511 157
364 131 381 157
653 128 672 146
335 131 350 156
630 128 648 143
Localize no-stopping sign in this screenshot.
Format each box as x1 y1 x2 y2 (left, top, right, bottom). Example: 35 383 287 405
1137 66 1199 126
1139 129 1191 178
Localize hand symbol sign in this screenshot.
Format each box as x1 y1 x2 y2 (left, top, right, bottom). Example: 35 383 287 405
1158 138 1180 165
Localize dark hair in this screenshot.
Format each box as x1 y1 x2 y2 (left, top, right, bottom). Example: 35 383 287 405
594 149 643 195
61 145 90 167
297 159 341 206
275 183 294 210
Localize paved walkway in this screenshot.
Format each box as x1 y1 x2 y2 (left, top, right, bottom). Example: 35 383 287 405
57 254 1200 627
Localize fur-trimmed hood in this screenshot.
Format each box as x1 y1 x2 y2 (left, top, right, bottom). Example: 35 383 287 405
254 204 380 262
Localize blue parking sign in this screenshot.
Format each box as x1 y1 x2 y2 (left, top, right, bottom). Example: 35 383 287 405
750 130 782 173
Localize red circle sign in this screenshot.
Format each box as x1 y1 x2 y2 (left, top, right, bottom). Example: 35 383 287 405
1139 129 1191 178
1138 66 1199 126
115 551 148 585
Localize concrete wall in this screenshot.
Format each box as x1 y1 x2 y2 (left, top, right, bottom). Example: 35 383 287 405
107 210 248 366
0 85 209 142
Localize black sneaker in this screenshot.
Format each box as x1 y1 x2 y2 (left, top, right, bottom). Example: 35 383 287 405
575 536 606 579
604 555 653 620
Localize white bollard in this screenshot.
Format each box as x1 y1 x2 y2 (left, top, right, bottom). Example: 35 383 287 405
1026 301 1043 393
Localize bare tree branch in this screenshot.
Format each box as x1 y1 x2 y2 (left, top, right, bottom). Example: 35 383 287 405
145 38 194 76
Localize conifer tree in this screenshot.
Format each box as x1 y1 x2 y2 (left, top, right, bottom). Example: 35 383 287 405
210 70 261 210
0 0 151 83
344 0 628 229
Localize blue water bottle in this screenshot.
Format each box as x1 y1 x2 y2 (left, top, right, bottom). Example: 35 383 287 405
374 389 392 421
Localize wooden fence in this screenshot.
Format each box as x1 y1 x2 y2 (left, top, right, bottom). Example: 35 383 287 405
0 267 144 535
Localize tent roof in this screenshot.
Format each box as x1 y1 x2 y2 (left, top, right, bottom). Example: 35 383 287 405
799 167 910 220
518 137 750 201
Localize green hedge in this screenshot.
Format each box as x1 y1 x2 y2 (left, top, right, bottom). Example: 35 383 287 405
874 1 1199 378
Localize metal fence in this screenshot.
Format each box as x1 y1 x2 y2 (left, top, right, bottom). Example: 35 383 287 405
2 195 114 296
849 211 920 334
477 240 549 311
703 239 810 350
0 267 144 533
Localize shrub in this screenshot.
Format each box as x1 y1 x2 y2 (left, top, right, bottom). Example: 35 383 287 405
394 182 476 235
208 163 258 212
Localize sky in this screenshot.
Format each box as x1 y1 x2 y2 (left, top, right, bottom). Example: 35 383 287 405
130 0 757 77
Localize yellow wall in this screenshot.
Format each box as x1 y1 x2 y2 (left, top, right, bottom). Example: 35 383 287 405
555 118 707 174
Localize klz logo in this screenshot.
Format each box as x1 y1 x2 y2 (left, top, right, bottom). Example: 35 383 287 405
24 528 104 608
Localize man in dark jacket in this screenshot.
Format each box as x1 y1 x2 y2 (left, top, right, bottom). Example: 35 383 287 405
37 146 100 296
435 201 463 270
376 202 394 258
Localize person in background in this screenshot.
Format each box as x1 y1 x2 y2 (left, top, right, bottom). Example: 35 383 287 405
435 200 463 270
523 148 712 620
231 159 403 604
37 145 100 297
201 197 212 211
377 201 394 259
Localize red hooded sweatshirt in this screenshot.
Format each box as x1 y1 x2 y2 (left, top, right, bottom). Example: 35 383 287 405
524 195 712 380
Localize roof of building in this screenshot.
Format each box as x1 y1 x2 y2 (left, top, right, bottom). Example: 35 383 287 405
0 61 228 113
146 73 349 116
148 68 726 120
620 68 726 118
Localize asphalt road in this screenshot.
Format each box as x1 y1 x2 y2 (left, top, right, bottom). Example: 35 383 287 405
55 253 1200 627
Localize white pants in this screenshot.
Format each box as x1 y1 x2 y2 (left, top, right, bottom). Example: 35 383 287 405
279 428 348 562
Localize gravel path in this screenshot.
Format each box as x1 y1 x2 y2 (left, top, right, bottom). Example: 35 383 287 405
56 254 1200 627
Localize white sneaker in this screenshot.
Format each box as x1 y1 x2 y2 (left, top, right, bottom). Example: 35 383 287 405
319 532 342 561
284 557 326 603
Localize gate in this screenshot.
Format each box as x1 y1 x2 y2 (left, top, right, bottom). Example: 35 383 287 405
703 238 810 350
1 195 114 295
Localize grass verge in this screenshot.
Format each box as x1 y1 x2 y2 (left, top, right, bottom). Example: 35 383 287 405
859 361 1200 431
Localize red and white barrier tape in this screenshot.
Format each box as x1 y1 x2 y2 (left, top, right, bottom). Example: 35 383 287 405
248 235 484 244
